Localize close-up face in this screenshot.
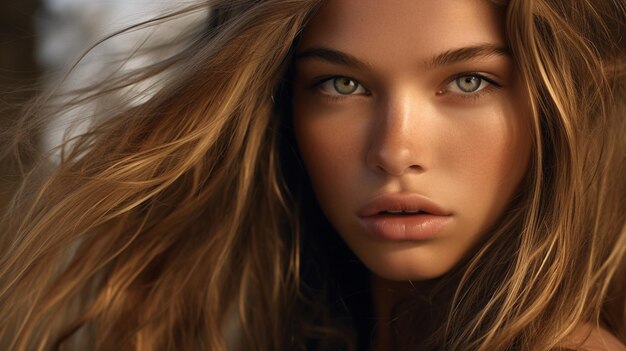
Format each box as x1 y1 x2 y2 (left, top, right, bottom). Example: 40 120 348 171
292 0 532 281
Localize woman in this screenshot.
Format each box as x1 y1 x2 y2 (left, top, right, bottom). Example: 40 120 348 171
1 0 624 350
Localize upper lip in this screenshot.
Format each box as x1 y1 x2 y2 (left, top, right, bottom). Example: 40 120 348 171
357 193 452 217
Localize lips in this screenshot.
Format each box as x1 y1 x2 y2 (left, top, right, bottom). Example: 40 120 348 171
358 193 452 217
357 193 453 241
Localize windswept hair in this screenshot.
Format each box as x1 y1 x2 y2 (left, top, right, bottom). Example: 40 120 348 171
0 0 624 350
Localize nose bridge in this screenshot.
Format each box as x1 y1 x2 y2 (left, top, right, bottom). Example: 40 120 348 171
366 89 427 176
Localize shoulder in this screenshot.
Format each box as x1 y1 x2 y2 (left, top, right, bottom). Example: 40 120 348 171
563 324 626 351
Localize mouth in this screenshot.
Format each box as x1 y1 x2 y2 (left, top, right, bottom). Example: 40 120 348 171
358 193 451 218
357 193 452 241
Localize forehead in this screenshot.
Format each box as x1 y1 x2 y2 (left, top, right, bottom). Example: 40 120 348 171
298 0 507 66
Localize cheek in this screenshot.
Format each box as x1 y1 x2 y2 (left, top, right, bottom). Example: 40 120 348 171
454 121 522 182
295 130 345 202
291 98 368 204
293 123 358 221
440 104 532 223
296 123 359 175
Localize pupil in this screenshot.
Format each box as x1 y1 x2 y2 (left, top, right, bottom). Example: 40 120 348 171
457 76 481 92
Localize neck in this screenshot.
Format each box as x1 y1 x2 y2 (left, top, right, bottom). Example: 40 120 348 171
370 274 414 351
370 274 451 351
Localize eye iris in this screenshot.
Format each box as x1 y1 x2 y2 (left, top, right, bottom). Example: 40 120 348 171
333 78 358 94
456 76 481 92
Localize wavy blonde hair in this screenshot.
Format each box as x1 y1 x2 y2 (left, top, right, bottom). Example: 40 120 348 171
0 0 624 350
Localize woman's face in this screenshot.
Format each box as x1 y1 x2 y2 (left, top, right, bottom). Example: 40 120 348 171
292 0 532 281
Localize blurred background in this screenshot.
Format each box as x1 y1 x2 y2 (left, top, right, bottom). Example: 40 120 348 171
2 0 207 146
1 0 206 210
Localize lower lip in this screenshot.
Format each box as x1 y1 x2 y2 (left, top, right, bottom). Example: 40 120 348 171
358 214 452 241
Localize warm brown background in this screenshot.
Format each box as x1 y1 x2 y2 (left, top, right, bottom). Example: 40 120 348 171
0 0 41 212
0 0 41 125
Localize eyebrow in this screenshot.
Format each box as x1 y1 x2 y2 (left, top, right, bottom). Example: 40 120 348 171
294 44 511 70
428 44 510 67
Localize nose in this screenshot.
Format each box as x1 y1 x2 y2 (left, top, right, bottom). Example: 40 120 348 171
366 91 429 176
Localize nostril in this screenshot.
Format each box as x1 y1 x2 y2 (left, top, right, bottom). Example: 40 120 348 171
374 163 423 177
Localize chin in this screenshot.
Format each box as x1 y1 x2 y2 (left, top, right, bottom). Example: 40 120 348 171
356 248 459 281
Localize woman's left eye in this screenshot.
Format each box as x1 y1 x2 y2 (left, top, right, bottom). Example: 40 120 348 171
443 74 499 95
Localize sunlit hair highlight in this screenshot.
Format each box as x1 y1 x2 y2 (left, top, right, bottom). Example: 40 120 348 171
438 0 626 350
1 1 324 349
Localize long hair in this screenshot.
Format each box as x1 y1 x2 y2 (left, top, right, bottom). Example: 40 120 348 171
0 0 624 350
433 0 626 349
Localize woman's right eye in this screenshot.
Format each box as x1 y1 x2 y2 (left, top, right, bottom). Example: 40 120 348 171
316 77 369 96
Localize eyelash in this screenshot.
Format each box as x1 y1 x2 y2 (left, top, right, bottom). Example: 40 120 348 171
308 73 503 102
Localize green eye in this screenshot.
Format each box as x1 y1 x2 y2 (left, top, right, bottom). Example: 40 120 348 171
441 73 499 96
333 77 359 94
455 76 482 92
316 76 367 96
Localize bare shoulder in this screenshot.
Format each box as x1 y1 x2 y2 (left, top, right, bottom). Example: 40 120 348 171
564 324 626 351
